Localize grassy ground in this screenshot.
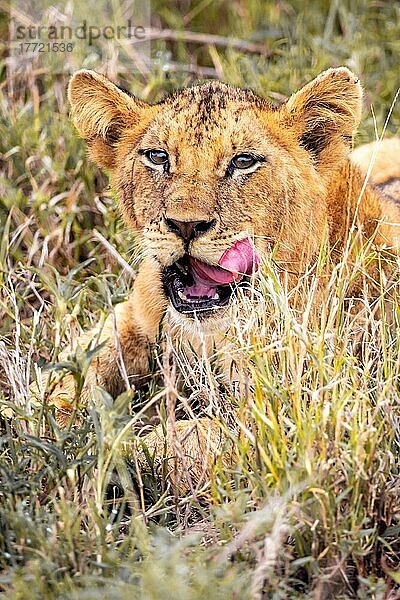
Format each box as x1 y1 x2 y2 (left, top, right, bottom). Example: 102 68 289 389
1 0 400 598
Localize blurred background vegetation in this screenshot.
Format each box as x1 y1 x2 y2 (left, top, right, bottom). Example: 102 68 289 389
0 1 400 598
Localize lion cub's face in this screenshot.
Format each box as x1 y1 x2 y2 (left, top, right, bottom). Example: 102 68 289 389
68 68 362 321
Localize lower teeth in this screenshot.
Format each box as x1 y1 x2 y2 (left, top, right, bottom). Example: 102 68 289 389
177 290 220 303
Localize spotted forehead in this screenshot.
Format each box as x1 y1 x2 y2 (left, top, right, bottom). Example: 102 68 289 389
148 81 273 149
168 80 266 110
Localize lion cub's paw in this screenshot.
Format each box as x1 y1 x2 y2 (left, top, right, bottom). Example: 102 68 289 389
131 417 231 493
31 372 80 427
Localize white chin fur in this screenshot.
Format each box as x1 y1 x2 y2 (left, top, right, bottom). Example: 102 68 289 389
165 304 231 337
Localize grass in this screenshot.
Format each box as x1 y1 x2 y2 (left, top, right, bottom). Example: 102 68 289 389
1 0 400 597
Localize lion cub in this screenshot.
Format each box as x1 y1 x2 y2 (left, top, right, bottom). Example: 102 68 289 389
45 68 400 486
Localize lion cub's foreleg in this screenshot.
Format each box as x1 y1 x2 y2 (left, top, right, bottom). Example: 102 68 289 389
45 259 167 426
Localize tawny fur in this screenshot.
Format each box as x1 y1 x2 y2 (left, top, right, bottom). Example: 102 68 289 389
41 68 400 489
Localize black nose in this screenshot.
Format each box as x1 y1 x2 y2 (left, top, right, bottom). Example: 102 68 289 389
164 217 215 242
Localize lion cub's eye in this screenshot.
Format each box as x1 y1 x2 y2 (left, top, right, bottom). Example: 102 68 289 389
145 149 169 166
230 154 256 170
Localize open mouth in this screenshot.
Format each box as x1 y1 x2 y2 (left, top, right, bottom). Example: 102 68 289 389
163 257 239 315
162 238 260 317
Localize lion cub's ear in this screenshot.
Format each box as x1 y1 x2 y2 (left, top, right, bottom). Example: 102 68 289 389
68 70 150 169
281 67 363 165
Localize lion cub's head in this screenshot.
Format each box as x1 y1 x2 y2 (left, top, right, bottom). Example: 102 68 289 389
68 68 362 321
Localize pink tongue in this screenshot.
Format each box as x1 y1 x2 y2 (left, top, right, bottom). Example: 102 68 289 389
186 238 260 296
